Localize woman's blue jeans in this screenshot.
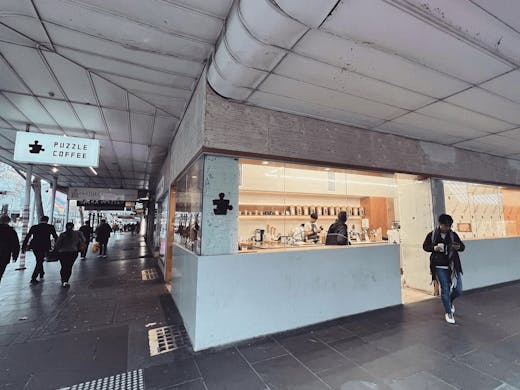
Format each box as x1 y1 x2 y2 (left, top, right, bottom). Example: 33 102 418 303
435 268 463 314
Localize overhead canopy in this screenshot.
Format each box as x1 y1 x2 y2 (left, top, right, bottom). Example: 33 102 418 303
208 0 520 161
0 0 232 189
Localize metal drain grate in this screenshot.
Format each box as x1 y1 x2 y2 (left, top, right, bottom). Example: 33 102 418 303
148 325 188 356
141 268 159 280
58 369 144 390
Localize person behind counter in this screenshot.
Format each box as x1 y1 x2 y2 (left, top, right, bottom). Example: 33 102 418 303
304 213 323 243
325 211 350 245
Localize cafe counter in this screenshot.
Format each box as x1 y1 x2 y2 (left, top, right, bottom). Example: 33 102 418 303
173 242 401 351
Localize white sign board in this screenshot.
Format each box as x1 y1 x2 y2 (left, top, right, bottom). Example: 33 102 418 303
14 132 99 167
68 187 138 201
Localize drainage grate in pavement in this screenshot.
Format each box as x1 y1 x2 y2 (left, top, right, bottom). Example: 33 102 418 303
58 369 144 390
148 325 188 356
141 268 159 281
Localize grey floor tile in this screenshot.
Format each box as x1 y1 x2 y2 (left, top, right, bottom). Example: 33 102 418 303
427 358 502 390
317 363 391 390
160 379 207 390
237 337 287 364
144 359 200 389
388 371 456 390
195 349 266 390
457 348 520 387
253 354 330 390
311 325 356 344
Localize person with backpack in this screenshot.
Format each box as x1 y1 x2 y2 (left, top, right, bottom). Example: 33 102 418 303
0 214 20 284
325 211 350 245
22 215 58 284
423 214 465 324
54 222 85 288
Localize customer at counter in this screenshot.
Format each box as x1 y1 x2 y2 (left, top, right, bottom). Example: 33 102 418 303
304 213 323 243
325 211 350 245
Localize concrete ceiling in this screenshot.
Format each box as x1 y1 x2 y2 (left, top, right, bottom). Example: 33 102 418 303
208 0 520 161
0 0 232 189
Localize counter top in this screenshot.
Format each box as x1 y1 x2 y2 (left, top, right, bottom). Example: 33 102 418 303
238 241 393 254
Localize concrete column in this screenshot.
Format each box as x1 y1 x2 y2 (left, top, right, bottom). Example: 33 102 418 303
201 155 239 256
65 199 70 225
49 176 57 224
17 164 32 270
430 178 446 226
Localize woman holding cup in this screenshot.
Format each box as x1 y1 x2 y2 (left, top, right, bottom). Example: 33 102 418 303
423 214 465 324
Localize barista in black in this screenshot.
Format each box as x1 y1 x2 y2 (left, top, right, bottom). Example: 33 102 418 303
325 211 350 245
22 216 58 284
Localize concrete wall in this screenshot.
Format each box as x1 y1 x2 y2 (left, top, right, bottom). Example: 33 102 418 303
155 71 207 197
204 86 520 187
462 238 520 290
193 245 401 350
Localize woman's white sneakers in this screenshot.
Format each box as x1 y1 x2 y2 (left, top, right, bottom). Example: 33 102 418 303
445 313 455 324
451 304 455 314
61 282 70 288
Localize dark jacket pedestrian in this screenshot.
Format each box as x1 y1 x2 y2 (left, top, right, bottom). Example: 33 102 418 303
95 220 112 257
79 222 94 259
22 216 58 284
55 222 85 288
423 213 465 324
325 211 350 245
0 215 20 283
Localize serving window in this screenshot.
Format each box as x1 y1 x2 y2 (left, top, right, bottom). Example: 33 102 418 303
238 159 399 252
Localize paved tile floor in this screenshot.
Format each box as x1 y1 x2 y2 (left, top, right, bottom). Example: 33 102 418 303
1 233 520 390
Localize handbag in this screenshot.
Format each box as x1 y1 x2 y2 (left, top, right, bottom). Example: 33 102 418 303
92 242 100 253
46 249 60 262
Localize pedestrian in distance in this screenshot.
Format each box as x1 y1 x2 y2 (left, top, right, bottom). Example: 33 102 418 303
95 219 112 258
22 215 58 285
79 221 94 260
54 222 85 288
0 214 20 284
423 213 465 324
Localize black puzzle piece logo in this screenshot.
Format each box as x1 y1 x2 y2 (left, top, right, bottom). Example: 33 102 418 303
213 193 233 215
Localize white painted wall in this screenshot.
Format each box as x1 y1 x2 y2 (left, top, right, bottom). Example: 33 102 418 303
172 245 199 343
193 245 401 350
462 237 520 290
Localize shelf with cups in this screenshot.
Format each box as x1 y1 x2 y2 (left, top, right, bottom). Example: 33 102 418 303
239 205 366 219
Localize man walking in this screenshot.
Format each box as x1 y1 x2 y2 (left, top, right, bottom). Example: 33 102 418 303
79 221 94 260
22 215 58 284
423 214 465 324
95 219 112 258
0 215 20 284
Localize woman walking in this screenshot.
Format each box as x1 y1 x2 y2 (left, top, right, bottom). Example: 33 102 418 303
55 222 85 288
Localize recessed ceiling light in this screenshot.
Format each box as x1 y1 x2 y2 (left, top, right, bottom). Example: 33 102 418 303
261 161 269 165
192 176 198 179
324 168 331 171
51 167 58 173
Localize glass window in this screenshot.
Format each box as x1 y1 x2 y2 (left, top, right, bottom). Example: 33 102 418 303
444 180 517 240
174 158 203 254
238 159 398 252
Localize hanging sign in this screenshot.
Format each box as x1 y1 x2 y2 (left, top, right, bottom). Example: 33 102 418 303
14 132 99 167
68 187 137 201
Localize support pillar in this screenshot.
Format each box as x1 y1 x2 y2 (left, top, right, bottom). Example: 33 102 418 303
201 155 239 256
49 176 57 224
17 164 32 270
431 178 446 226
65 199 70 225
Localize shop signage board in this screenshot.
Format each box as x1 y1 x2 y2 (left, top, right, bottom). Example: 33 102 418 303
68 187 138 201
14 132 99 167
77 200 130 210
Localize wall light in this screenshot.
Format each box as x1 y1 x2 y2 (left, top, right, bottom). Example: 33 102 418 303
89 167 98 175
261 161 269 165
51 167 58 173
